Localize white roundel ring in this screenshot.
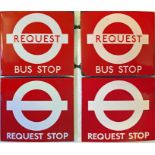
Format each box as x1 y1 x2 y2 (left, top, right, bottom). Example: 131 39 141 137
10 13 66 64
6 81 68 131
88 80 149 131
91 13 144 64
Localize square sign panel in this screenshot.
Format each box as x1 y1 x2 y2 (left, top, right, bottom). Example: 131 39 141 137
1 12 74 76
1 78 74 142
82 78 155 142
81 12 155 76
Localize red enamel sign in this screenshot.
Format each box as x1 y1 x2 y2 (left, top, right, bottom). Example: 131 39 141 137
81 12 155 76
1 78 74 142
82 78 155 142
1 12 74 76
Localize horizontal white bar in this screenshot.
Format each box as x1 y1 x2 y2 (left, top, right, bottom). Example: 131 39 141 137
6 33 68 44
7 100 68 111
87 34 149 44
88 100 149 111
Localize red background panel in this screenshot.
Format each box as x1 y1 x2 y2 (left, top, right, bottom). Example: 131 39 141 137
81 12 155 76
82 78 155 142
1 78 74 142
1 12 74 76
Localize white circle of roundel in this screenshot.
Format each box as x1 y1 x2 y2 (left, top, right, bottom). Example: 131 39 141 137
88 80 149 131
6 81 68 131
12 13 64 64
92 13 144 64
